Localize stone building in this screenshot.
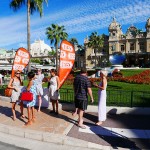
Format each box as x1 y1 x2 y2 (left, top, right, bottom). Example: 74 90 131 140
83 17 150 69
108 17 150 67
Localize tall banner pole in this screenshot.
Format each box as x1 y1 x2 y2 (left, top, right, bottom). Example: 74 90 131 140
11 47 30 78
59 40 75 88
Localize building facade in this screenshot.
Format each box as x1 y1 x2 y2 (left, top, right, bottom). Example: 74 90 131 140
83 17 150 69
109 17 150 67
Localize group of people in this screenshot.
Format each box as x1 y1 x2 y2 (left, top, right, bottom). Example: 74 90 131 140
73 68 108 129
7 67 108 128
8 68 60 126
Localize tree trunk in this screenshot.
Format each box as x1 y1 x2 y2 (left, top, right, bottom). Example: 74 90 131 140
55 43 58 74
27 0 31 72
94 49 97 68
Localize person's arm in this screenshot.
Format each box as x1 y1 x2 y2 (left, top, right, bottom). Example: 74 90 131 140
26 80 33 91
93 78 106 90
56 76 60 90
8 78 15 89
88 87 94 103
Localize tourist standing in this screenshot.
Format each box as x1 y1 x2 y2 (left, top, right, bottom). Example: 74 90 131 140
8 70 24 121
73 68 94 129
36 69 44 112
93 70 108 126
24 71 37 126
49 69 60 114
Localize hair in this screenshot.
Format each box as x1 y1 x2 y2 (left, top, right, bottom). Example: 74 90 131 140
28 71 35 79
100 70 108 77
50 69 56 73
14 70 22 84
80 68 87 74
15 70 21 74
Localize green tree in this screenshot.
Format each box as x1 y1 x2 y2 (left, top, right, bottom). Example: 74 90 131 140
45 24 68 72
10 0 48 71
87 32 104 67
69 38 78 46
48 49 56 64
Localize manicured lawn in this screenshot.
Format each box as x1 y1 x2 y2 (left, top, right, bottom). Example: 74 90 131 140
120 69 148 76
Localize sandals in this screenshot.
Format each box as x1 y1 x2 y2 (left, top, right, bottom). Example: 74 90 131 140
78 124 86 129
25 121 32 126
95 122 103 126
20 114 25 118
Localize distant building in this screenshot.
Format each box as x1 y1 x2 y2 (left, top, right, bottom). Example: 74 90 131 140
0 40 54 65
108 17 150 67
31 39 52 57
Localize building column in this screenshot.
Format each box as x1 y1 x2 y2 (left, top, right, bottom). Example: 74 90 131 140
126 40 130 53
135 39 139 53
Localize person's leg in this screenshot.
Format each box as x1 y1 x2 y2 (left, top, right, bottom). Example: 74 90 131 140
12 102 16 121
50 100 55 113
31 106 36 123
25 107 32 125
20 101 25 118
72 108 78 116
78 109 86 128
38 95 42 112
55 100 59 114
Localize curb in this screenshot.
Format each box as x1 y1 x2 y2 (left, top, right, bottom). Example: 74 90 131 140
0 123 111 150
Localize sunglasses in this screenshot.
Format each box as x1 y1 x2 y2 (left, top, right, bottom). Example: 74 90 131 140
16 73 21 74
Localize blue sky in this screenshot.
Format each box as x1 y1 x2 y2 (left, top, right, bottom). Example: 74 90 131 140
0 0 150 50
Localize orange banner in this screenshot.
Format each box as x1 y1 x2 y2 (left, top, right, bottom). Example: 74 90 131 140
11 47 30 78
59 40 75 88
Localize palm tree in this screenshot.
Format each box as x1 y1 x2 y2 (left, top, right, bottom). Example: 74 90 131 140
45 24 68 72
87 32 104 68
69 38 78 46
10 0 48 71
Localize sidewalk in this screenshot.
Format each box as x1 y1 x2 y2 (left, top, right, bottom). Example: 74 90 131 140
0 97 150 150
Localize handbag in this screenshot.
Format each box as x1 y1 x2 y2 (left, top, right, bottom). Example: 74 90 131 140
5 78 14 97
20 91 33 101
5 87 13 97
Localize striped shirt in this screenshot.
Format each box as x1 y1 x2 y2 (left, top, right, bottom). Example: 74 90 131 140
73 74 91 100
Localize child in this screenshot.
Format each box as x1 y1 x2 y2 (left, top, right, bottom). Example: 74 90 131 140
24 71 37 126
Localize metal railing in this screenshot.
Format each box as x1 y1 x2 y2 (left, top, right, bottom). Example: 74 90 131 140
60 88 150 107
1 86 149 108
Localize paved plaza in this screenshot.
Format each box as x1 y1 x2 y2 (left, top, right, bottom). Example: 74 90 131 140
0 98 150 149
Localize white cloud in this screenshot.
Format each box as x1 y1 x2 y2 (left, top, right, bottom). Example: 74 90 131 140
0 0 150 49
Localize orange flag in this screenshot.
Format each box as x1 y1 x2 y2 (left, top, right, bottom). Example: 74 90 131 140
11 47 30 78
59 40 75 88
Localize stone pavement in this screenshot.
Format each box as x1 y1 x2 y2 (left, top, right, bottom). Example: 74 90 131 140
0 97 150 150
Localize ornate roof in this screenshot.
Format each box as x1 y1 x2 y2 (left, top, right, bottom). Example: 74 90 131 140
145 18 150 27
109 17 121 31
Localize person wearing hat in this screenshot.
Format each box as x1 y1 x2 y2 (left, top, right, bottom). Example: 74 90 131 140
93 70 108 126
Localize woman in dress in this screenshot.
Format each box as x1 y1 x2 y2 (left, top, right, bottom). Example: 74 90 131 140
93 70 108 126
8 70 24 121
49 69 60 114
36 68 44 112
24 71 37 126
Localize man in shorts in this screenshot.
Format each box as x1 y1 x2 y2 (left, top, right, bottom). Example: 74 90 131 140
73 68 94 129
